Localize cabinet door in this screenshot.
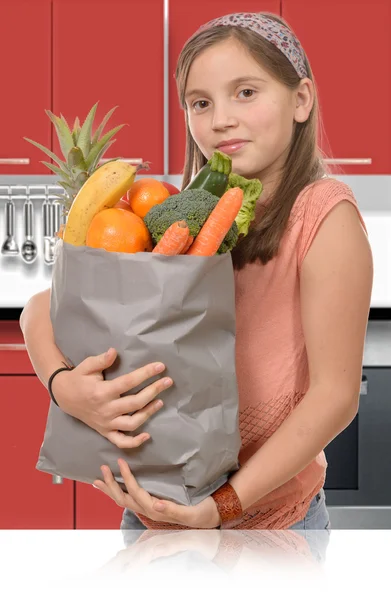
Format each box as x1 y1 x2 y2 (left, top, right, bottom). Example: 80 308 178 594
282 0 391 175
0 0 52 174
0 376 74 529
53 0 164 174
76 482 124 529
0 321 35 374
169 1 281 175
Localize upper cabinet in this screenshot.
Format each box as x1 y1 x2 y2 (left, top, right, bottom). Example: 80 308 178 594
282 0 391 175
52 0 165 174
168 0 281 175
0 0 52 174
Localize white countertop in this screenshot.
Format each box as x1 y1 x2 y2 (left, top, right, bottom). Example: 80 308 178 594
0 529 389 599
364 321 391 366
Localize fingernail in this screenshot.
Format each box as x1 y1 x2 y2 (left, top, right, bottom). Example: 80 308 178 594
155 363 165 373
163 377 172 386
154 502 164 512
156 400 164 408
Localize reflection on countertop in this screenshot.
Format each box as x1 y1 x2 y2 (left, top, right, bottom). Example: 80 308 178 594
0 529 390 598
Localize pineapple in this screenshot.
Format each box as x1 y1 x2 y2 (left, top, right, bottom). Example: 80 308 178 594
24 102 125 214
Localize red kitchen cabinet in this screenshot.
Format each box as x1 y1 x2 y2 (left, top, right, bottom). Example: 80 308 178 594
169 1 281 174
282 0 391 175
0 375 74 529
0 0 52 174
52 0 165 174
76 482 124 529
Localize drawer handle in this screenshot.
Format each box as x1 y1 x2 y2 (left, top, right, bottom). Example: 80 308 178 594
0 343 26 351
52 475 63 485
323 158 372 165
0 158 30 165
99 158 143 165
360 376 368 395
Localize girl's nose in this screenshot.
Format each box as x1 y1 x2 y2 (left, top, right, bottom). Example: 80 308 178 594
212 105 239 131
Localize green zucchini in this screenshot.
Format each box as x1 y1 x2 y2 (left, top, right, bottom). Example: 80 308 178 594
185 150 231 197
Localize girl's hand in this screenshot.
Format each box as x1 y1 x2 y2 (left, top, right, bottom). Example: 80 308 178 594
51 348 173 449
99 530 221 574
93 459 221 529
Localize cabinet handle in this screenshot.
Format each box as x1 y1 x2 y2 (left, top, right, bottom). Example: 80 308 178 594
323 158 372 165
360 375 368 395
99 158 143 165
0 158 30 165
52 475 63 485
0 343 26 351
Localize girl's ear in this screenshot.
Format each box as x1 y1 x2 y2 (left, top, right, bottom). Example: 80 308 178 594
294 78 315 123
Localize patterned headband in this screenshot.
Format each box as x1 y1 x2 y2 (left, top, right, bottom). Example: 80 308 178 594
194 13 308 79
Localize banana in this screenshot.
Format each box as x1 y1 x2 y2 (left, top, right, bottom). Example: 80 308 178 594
63 160 138 246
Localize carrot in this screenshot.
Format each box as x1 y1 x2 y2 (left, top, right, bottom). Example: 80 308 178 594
186 187 243 256
152 220 190 255
181 235 194 254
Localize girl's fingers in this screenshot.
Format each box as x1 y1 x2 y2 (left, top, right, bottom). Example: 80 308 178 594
100 465 133 508
111 398 163 432
107 430 150 450
117 459 157 514
96 467 145 514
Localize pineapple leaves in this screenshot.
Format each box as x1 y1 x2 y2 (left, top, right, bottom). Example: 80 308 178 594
85 124 125 171
45 110 74 158
72 117 81 145
75 171 89 188
87 140 115 173
24 137 69 170
60 113 71 131
41 161 72 181
67 147 87 171
91 106 118 145
77 102 99 159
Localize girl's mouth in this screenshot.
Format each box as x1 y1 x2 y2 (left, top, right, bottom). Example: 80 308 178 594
216 141 248 154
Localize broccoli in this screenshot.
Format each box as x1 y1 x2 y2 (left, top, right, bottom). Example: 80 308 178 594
144 189 238 253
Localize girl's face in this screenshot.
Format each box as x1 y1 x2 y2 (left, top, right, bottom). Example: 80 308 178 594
184 37 312 186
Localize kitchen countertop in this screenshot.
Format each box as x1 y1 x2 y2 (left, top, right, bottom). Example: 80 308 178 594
0 529 389 597
363 321 391 366
1 314 390 367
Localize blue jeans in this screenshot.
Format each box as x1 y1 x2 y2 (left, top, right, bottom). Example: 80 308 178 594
120 488 330 532
289 488 330 531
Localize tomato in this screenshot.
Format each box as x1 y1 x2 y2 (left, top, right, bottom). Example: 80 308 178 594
161 182 181 196
115 195 133 211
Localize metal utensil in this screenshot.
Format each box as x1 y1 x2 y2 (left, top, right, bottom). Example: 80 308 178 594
21 196 37 263
1 195 19 256
42 195 54 265
48 198 63 263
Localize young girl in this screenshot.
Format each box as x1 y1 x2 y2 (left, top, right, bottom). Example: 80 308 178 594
20 12 373 531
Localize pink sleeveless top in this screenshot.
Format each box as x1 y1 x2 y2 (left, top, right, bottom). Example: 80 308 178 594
234 177 367 529
137 177 367 531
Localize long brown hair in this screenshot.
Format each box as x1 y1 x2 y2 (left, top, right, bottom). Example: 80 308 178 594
175 13 327 268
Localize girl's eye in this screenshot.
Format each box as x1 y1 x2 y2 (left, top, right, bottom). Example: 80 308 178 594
238 89 255 99
192 100 209 111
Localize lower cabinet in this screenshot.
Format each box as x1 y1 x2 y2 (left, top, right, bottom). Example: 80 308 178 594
0 375 74 529
1 322 125 530
75 482 124 530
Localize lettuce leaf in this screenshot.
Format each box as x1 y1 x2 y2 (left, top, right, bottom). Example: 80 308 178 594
227 173 263 236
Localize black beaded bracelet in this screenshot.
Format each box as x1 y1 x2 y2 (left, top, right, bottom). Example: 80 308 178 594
48 362 74 407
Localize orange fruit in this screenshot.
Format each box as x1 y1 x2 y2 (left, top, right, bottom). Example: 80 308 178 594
127 178 170 218
86 208 152 253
